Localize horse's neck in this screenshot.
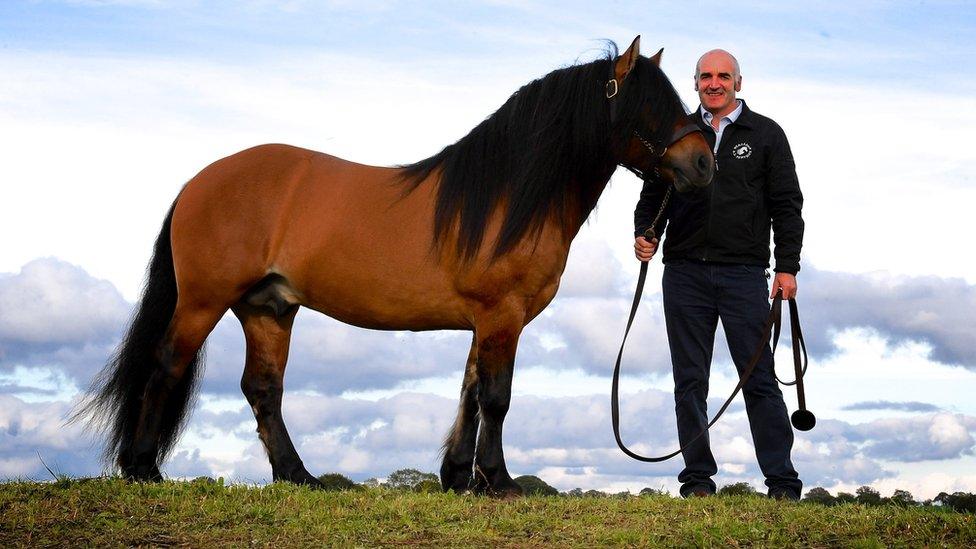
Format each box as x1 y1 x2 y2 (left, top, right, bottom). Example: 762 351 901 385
556 169 616 244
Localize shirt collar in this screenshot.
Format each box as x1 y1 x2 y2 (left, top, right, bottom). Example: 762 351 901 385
700 99 743 125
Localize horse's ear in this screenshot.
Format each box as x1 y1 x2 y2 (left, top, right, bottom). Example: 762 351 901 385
649 47 663 67
615 35 641 82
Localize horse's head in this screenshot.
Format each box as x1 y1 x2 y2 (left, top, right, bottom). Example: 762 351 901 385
609 37 714 193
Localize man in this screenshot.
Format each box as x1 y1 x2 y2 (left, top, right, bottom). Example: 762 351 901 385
633 49 804 500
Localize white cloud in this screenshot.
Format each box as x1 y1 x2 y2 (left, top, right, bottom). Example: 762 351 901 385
4 372 974 498
0 366 81 402
800 268 976 368
856 413 976 462
556 233 630 299
523 295 672 376
929 414 972 447
868 468 976 501
0 258 128 346
0 395 101 478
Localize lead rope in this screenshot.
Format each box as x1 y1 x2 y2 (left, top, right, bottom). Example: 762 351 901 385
610 229 814 462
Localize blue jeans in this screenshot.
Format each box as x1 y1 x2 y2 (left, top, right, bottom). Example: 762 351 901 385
662 260 801 497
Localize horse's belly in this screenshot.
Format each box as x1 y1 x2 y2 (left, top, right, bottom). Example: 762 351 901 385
296 262 470 331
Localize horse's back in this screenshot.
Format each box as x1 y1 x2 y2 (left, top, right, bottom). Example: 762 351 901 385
170 143 470 329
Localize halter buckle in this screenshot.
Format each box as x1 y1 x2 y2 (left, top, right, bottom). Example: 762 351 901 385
605 79 618 99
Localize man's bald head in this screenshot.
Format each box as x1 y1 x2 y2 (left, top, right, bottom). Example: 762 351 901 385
695 49 742 117
695 49 740 79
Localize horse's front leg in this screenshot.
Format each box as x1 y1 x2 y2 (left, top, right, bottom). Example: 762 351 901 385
470 309 524 497
440 335 479 492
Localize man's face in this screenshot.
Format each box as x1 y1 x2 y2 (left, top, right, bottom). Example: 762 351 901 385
695 52 741 115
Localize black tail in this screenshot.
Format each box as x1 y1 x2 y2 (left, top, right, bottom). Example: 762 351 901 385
72 200 205 470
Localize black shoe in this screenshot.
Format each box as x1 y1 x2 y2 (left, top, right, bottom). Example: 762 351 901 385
768 488 799 501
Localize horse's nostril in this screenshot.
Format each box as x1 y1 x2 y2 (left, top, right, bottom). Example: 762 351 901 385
697 154 708 173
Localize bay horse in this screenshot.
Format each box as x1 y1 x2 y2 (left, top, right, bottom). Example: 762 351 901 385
77 36 713 496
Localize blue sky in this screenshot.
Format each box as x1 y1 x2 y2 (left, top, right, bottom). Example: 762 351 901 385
2 1 970 89
2 1 976 498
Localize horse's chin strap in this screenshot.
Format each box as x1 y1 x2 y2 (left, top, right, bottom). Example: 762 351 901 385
611 275 815 463
621 163 658 181
621 121 700 181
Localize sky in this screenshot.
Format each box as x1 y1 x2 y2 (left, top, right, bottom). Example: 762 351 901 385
1 0 975 499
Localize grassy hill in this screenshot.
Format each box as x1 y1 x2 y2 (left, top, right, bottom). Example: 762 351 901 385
2 478 974 547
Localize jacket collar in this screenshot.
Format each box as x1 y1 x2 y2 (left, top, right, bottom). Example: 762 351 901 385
696 99 755 130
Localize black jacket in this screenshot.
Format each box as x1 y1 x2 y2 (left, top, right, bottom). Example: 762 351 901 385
634 101 804 274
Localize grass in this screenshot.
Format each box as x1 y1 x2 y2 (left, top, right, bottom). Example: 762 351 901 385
1 478 974 547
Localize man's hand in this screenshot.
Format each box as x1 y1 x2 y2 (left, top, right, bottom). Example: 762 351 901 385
634 236 659 262
771 272 797 300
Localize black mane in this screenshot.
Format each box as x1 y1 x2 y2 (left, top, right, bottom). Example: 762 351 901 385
400 43 684 260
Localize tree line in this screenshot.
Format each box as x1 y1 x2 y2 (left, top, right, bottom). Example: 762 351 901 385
314 470 975 512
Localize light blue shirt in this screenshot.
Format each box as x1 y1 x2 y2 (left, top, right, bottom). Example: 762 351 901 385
701 100 743 153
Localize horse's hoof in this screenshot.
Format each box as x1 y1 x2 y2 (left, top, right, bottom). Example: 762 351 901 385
301 475 325 488
276 468 325 488
488 479 524 499
121 464 163 483
443 478 473 493
471 471 523 498
471 474 489 495
440 461 473 493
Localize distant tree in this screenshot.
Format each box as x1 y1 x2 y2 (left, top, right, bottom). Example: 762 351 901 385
802 487 836 506
855 486 883 506
957 493 976 513
835 492 856 504
362 477 382 488
718 482 757 496
612 491 631 499
639 487 668 497
514 475 558 496
566 488 584 498
937 492 976 513
317 473 357 491
583 489 606 498
889 489 917 507
386 469 438 491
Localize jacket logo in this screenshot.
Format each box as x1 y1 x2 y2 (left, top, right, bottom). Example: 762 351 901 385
732 142 752 159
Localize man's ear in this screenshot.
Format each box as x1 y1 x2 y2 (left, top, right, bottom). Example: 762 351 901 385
734 76 742 92
649 47 663 67
614 35 641 82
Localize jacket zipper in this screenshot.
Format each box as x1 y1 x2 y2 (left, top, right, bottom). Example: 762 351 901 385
702 126 728 262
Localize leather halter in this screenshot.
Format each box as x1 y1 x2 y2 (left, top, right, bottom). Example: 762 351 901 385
605 67 702 180
635 123 701 159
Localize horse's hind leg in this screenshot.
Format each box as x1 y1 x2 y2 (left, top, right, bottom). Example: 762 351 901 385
471 311 524 497
122 303 224 480
233 297 322 487
440 335 479 492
